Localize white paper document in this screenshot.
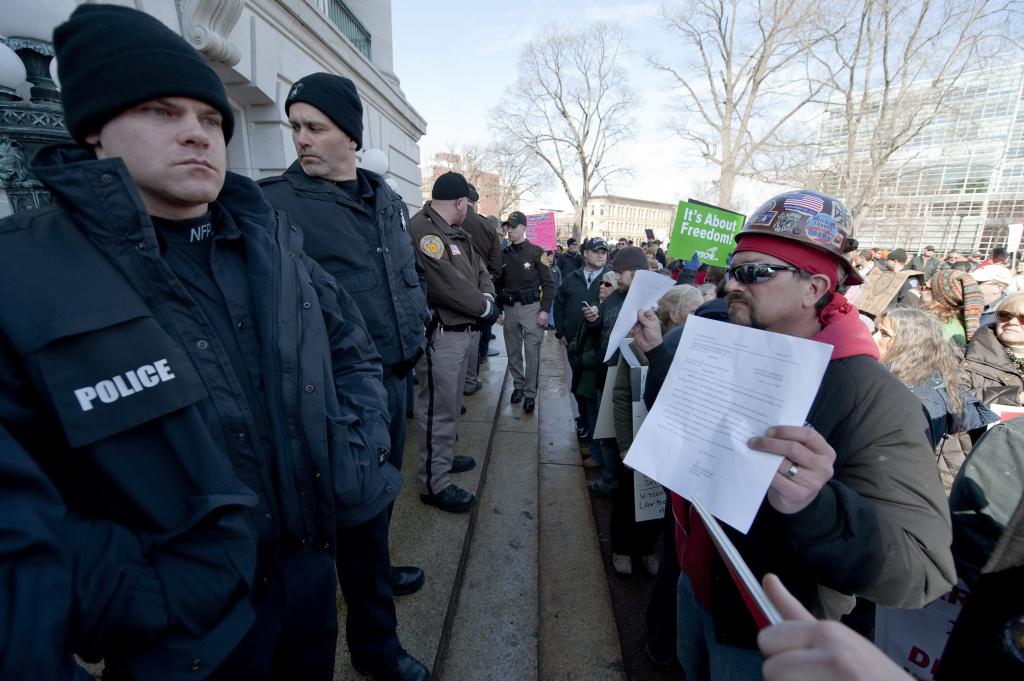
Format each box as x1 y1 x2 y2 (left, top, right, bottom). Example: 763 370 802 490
602 270 676 362
591 364 618 439
623 316 831 533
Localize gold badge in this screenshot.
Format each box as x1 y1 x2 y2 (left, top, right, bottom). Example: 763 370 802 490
419 235 444 260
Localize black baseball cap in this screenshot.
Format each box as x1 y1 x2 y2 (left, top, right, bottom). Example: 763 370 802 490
583 237 608 252
467 183 480 202
504 211 527 228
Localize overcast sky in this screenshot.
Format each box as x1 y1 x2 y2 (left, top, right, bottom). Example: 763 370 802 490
391 0 723 213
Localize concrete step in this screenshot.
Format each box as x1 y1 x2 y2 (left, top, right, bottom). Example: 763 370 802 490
332 331 624 680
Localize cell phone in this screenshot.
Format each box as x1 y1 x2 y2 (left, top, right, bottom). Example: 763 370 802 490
581 300 594 309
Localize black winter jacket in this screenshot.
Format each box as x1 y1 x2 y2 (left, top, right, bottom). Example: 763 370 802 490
0 146 398 679
553 265 609 341
259 163 429 367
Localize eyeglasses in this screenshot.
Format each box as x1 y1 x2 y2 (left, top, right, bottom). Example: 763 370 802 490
996 310 1024 325
724 263 803 285
600 281 613 287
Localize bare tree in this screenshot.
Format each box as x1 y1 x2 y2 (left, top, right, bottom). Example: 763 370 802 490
491 23 636 241
651 0 835 209
807 0 1014 222
487 142 548 216
420 142 547 217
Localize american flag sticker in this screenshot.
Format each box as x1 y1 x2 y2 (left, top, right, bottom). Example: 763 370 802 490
782 194 824 216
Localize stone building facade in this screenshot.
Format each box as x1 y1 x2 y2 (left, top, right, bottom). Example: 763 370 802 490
0 0 426 217
555 195 676 244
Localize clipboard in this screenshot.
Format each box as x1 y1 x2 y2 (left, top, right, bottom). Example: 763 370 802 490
691 498 783 628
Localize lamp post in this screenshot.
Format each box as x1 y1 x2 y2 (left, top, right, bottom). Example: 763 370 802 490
0 0 75 217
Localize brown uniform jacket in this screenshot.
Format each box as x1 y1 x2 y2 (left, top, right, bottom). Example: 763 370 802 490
411 202 494 326
461 205 502 278
497 239 555 313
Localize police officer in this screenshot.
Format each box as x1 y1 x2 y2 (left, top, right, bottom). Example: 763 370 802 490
459 183 502 395
411 172 499 512
498 211 555 413
257 73 430 680
0 6 403 679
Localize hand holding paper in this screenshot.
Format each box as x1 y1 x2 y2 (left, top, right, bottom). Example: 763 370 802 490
629 309 663 353
748 425 837 515
623 316 832 533
603 270 675 362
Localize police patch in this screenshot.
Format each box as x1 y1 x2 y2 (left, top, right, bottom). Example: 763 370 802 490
804 212 838 246
419 235 444 260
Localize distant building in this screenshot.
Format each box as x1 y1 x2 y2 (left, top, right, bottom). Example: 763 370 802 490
420 152 500 217
813 63 1024 255
561 195 676 244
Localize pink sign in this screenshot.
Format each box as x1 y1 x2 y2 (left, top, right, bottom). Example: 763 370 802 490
526 212 557 251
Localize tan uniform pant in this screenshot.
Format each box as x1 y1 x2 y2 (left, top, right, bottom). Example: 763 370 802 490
415 327 473 495
502 301 543 399
463 330 481 391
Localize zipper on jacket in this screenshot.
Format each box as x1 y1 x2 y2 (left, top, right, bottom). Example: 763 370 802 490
289 244 327 543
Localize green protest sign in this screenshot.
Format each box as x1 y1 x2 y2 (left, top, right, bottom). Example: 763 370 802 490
666 200 745 267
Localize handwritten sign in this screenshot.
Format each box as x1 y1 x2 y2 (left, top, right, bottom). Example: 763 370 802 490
526 211 557 251
857 270 921 317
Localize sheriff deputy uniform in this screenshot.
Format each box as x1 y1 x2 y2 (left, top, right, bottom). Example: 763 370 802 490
498 211 554 412
410 173 498 512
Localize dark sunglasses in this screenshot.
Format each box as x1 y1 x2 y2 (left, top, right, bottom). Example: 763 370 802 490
996 310 1024 325
600 281 614 287
725 263 803 285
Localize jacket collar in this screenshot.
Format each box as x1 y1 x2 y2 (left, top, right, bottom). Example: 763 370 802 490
282 160 384 205
31 144 274 245
422 201 468 238
573 264 608 283
964 324 1011 367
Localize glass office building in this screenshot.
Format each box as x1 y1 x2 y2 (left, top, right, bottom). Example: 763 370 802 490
813 63 1024 255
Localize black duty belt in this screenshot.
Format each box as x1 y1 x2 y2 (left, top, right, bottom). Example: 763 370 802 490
439 322 476 332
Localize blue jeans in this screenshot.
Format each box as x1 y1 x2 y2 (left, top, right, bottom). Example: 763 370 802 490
676 574 764 680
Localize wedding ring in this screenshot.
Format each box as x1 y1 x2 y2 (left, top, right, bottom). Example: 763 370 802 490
784 463 799 480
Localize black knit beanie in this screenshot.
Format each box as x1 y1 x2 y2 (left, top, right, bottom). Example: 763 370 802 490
286 73 363 150
612 246 648 273
53 4 235 146
431 172 470 200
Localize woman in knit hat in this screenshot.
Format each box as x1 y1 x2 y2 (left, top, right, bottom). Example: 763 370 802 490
927 269 984 346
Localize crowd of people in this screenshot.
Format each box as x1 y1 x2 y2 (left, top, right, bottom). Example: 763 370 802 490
1 5 1022 681
553 191 1024 679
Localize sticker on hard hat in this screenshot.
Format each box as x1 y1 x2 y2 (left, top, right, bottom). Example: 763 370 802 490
782 193 825 216
804 213 838 246
750 210 776 227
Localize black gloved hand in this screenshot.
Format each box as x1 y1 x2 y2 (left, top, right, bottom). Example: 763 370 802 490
479 299 501 325
389 347 424 377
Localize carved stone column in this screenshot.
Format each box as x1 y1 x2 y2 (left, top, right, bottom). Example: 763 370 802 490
176 0 243 66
